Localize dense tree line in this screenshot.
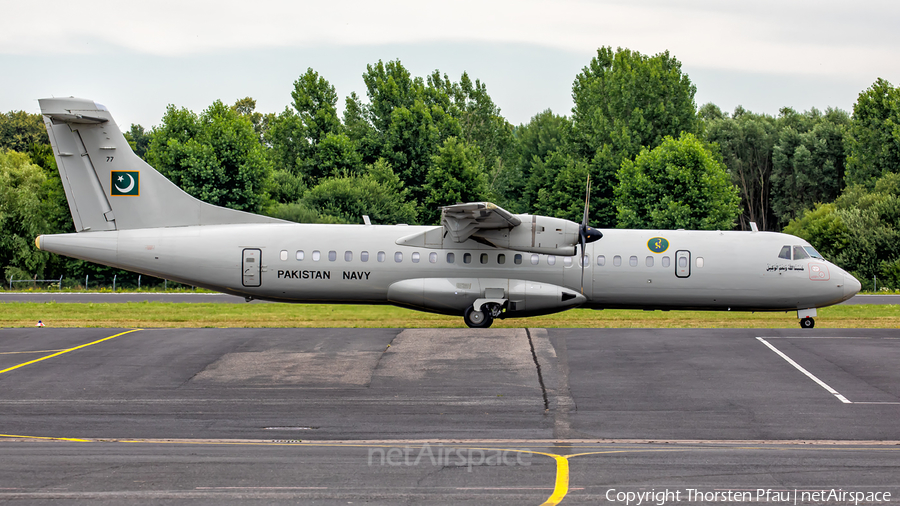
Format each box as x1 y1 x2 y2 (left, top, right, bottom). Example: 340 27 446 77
2 47 900 289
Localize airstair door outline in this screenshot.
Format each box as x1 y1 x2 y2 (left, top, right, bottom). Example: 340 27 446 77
675 250 691 278
242 248 262 287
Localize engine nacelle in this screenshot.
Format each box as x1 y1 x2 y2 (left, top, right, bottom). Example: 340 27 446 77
387 277 586 317
475 215 579 256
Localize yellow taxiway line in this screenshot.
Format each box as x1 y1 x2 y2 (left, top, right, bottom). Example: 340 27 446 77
0 329 142 375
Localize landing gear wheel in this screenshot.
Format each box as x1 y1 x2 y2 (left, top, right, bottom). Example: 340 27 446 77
464 306 494 328
800 317 815 329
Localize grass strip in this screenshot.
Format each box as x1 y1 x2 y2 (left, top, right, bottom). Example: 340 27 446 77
0 302 897 328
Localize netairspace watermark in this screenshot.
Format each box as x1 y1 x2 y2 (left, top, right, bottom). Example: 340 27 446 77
604 488 892 505
368 443 531 472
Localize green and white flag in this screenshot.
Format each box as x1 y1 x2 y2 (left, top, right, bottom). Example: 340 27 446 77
111 171 140 196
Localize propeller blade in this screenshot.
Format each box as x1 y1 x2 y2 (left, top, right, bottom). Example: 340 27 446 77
580 232 586 294
581 175 591 228
580 175 591 294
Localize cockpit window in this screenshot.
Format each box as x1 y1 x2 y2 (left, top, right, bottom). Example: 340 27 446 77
778 246 791 260
803 246 824 259
792 245 810 260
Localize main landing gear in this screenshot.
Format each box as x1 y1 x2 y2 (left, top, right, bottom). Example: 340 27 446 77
464 302 503 328
800 317 815 329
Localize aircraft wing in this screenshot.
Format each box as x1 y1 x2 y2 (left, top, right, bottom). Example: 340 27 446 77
441 202 522 243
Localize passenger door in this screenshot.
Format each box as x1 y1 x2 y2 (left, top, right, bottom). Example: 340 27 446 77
675 250 691 278
242 248 262 287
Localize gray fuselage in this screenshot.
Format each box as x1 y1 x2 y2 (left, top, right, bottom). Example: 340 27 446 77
38 223 858 317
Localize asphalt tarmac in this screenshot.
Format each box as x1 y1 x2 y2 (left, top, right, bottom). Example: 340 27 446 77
1 327 899 505
1 292 898 304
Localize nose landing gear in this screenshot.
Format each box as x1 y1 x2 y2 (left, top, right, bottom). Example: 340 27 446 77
798 308 817 329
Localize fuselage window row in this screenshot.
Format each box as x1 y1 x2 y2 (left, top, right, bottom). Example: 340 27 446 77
282 250 701 270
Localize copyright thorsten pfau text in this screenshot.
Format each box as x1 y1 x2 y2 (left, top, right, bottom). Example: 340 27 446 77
605 488 892 505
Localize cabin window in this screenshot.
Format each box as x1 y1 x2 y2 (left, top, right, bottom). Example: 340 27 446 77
514 254 523 265
429 252 438 263
394 252 403 263
312 250 321 261
804 246 824 259
498 254 506 264
377 251 385 262
480 253 488 264
531 254 539 265
411 252 420 263
662 256 670 268
328 250 337 261
360 251 369 262
678 256 688 268
344 251 353 262
464 253 472 264
447 252 455 263
646 256 654 267
279 250 288 261
778 245 792 259
296 250 304 261
563 256 572 267
629 256 638 267
597 255 606 266
696 257 705 268
613 255 622 267
547 255 557 266
793 245 810 260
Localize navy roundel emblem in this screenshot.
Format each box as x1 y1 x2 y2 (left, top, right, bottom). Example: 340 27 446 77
648 237 669 253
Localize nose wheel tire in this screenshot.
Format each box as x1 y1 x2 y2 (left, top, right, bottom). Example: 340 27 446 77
464 306 494 328
800 317 815 329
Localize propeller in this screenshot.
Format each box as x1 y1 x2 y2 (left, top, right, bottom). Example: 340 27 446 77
578 175 603 293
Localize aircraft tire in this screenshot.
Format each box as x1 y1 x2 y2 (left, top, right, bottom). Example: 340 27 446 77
800 317 815 329
464 306 494 328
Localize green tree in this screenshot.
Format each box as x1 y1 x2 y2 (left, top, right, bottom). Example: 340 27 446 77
0 150 55 280
266 108 307 178
145 100 272 213
124 124 151 160
532 153 590 222
266 70 362 186
421 137 487 224
845 78 900 187
231 97 266 142
614 133 740 230
291 70 342 145
353 60 466 203
513 110 572 212
571 46 700 227
433 71 517 209
0 111 48 153
785 173 900 290
301 159 417 224
703 106 778 230
770 108 850 226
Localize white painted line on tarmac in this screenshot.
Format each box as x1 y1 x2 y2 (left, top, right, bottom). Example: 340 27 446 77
759 336 871 339
756 337 852 404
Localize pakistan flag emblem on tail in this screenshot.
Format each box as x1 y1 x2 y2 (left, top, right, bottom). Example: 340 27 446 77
111 171 139 196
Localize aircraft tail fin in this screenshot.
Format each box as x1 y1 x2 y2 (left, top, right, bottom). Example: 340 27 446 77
39 97 284 231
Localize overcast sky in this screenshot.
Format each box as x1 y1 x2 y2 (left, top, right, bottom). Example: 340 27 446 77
2 0 898 128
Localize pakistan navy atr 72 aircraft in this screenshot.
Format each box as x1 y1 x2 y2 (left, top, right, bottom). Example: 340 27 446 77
35 97 860 328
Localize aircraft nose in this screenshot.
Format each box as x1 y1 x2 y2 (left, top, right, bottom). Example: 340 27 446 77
843 271 862 301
